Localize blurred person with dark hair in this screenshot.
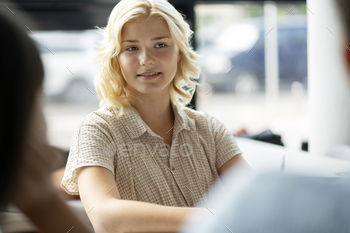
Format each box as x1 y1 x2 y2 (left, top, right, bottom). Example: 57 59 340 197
0 11 93 233
181 0 350 232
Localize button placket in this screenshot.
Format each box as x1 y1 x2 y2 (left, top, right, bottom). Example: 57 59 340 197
133 136 175 204
168 128 179 175
168 131 196 206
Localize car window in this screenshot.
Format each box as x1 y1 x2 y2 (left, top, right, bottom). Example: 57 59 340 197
195 2 309 152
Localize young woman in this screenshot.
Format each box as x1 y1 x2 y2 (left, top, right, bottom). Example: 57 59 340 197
61 0 249 232
0 11 93 233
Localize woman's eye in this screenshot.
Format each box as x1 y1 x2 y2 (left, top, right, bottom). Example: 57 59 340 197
156 43 166 48
125 44 166 51
126 47 137 51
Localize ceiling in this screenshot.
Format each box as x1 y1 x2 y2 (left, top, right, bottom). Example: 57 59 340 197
2 0 305 30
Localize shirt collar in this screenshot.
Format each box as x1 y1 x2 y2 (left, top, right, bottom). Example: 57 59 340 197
117 101 193 139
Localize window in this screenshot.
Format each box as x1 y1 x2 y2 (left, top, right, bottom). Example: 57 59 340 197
29 30 102 149
195 2 308 150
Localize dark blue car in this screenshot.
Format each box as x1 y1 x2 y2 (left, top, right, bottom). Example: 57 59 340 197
198 15 307 94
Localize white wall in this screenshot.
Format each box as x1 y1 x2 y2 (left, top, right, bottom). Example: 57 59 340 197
308 0 350 156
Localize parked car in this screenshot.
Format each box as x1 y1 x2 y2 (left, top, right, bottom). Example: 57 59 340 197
197 15 307 95
30 30 101 103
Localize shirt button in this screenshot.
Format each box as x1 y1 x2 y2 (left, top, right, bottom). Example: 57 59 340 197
171 166 175 171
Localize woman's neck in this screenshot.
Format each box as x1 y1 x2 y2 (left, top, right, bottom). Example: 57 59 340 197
132 92 174 135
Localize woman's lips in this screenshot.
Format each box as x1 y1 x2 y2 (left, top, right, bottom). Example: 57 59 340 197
138 72 161 80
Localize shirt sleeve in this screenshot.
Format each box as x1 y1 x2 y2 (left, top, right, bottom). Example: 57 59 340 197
61 113 116 195
207 114 242 172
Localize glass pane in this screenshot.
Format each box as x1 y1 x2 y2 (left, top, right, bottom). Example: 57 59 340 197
29 30 102 149
195 2 308 150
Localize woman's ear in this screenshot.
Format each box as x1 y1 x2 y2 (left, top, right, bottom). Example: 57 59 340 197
177 50 182 62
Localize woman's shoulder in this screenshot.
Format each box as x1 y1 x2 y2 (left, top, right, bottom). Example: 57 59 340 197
75 107 121 133
70 107 122 150
183 106 220 124
81 107 118 123
181 106 225 132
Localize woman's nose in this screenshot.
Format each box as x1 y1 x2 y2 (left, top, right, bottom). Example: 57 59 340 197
139 49 155 66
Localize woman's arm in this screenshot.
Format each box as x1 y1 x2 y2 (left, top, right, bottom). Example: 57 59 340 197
218 154 253 177
77 166 207 233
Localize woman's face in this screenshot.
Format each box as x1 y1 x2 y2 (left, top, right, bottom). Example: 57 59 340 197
117 17 181 97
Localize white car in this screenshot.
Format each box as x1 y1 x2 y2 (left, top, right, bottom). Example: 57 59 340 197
30 30 101 103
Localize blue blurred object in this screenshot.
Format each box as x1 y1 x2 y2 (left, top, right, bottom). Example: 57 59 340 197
182 172 350 233
198 15 307 95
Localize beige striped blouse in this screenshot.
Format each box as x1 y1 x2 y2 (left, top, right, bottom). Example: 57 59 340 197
61 101 242 207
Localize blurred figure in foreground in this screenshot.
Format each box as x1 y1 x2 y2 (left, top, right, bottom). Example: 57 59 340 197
0 11 93 233
182 0 350 232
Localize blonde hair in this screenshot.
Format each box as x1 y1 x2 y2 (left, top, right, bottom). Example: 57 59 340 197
94 0 201 117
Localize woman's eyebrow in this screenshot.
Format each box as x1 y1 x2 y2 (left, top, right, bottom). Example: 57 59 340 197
122 36 170 43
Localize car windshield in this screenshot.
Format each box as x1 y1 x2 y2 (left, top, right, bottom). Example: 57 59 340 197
32 41 83 54
28 30 98 54
213 23 260 52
